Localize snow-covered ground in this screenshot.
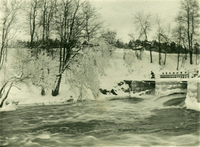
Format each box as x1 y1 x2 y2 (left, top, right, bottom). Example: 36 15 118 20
0 48 200 111
99 49 199 88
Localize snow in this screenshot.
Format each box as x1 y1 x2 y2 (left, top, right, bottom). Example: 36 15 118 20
185 79 200 111
0 103 16 112
0 48 200 111
99 49 199 89
6 80 78 106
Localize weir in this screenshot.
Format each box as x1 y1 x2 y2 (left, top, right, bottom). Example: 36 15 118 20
125 78 200 110
155 80 187 96
126 79 187 96
130 80 155 94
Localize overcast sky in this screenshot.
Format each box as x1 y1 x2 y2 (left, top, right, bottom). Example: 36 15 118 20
1 0 182 42
89 0 181 42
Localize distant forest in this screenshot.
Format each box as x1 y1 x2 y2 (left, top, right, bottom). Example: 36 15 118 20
11 39 199 54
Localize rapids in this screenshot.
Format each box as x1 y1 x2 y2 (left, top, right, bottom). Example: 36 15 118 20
0 94 199 146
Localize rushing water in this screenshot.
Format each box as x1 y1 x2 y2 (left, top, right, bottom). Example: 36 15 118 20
0 95 200 147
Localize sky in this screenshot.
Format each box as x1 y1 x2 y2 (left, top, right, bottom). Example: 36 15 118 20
89 0 181 42
0 0 182 42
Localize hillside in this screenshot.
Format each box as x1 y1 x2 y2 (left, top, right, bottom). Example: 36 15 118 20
99 49 199 89
0 48 199 106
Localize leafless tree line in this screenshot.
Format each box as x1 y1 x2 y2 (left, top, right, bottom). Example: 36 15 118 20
0 0 105 104
132 0 200 68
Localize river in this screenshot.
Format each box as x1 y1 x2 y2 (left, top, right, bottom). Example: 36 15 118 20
0 95 199 147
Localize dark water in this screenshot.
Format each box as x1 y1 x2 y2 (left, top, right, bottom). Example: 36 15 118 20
0 96 200 147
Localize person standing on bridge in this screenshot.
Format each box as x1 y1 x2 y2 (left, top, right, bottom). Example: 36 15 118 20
151 71 155 79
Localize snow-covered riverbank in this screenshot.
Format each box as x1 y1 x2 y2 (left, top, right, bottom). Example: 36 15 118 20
1 49 199 111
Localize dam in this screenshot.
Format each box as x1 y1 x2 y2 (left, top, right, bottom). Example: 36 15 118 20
123 69 200 111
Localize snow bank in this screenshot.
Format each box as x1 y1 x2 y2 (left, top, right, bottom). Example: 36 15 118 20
1 48 200 109
0 104 16 112
4 79 79 106
185 78 200 111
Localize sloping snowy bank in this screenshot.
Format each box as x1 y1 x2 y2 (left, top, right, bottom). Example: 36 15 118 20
1 48 200 111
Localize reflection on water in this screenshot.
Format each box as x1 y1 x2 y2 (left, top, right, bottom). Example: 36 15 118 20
0 95 199 147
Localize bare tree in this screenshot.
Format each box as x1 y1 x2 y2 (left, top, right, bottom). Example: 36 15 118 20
52 0 104 96
178 0 200 64
133 12 153 63
51 0 81 96
0 0 23 107
100 29 117 45
82 1 102 42
128 33 135 41
0 48 45 107
26 0 41 49
159 24 172 65
0 74 23 108
134 12 152 41
0 0 22 69
194 42 199 65
174 13 187 70
38 0 56 49
155 15 163 65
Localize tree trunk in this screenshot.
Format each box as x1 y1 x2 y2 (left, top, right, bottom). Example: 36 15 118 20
158 35 161 65
190 51 193 64
164 51 167 65
30 35 33 49
0 82 13 108
52 75 62 96
123 49 126 60
42 1 46 45
146 43 152 63
150 47 152 63
177 49 180 70
196 50 198 65
41 87 45 96
5 47 7 62
0 81 9 98
0 32 6 69
185 47 187 60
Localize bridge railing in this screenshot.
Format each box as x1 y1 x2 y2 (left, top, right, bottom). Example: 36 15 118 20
143 68 199 79
160 72 189 78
